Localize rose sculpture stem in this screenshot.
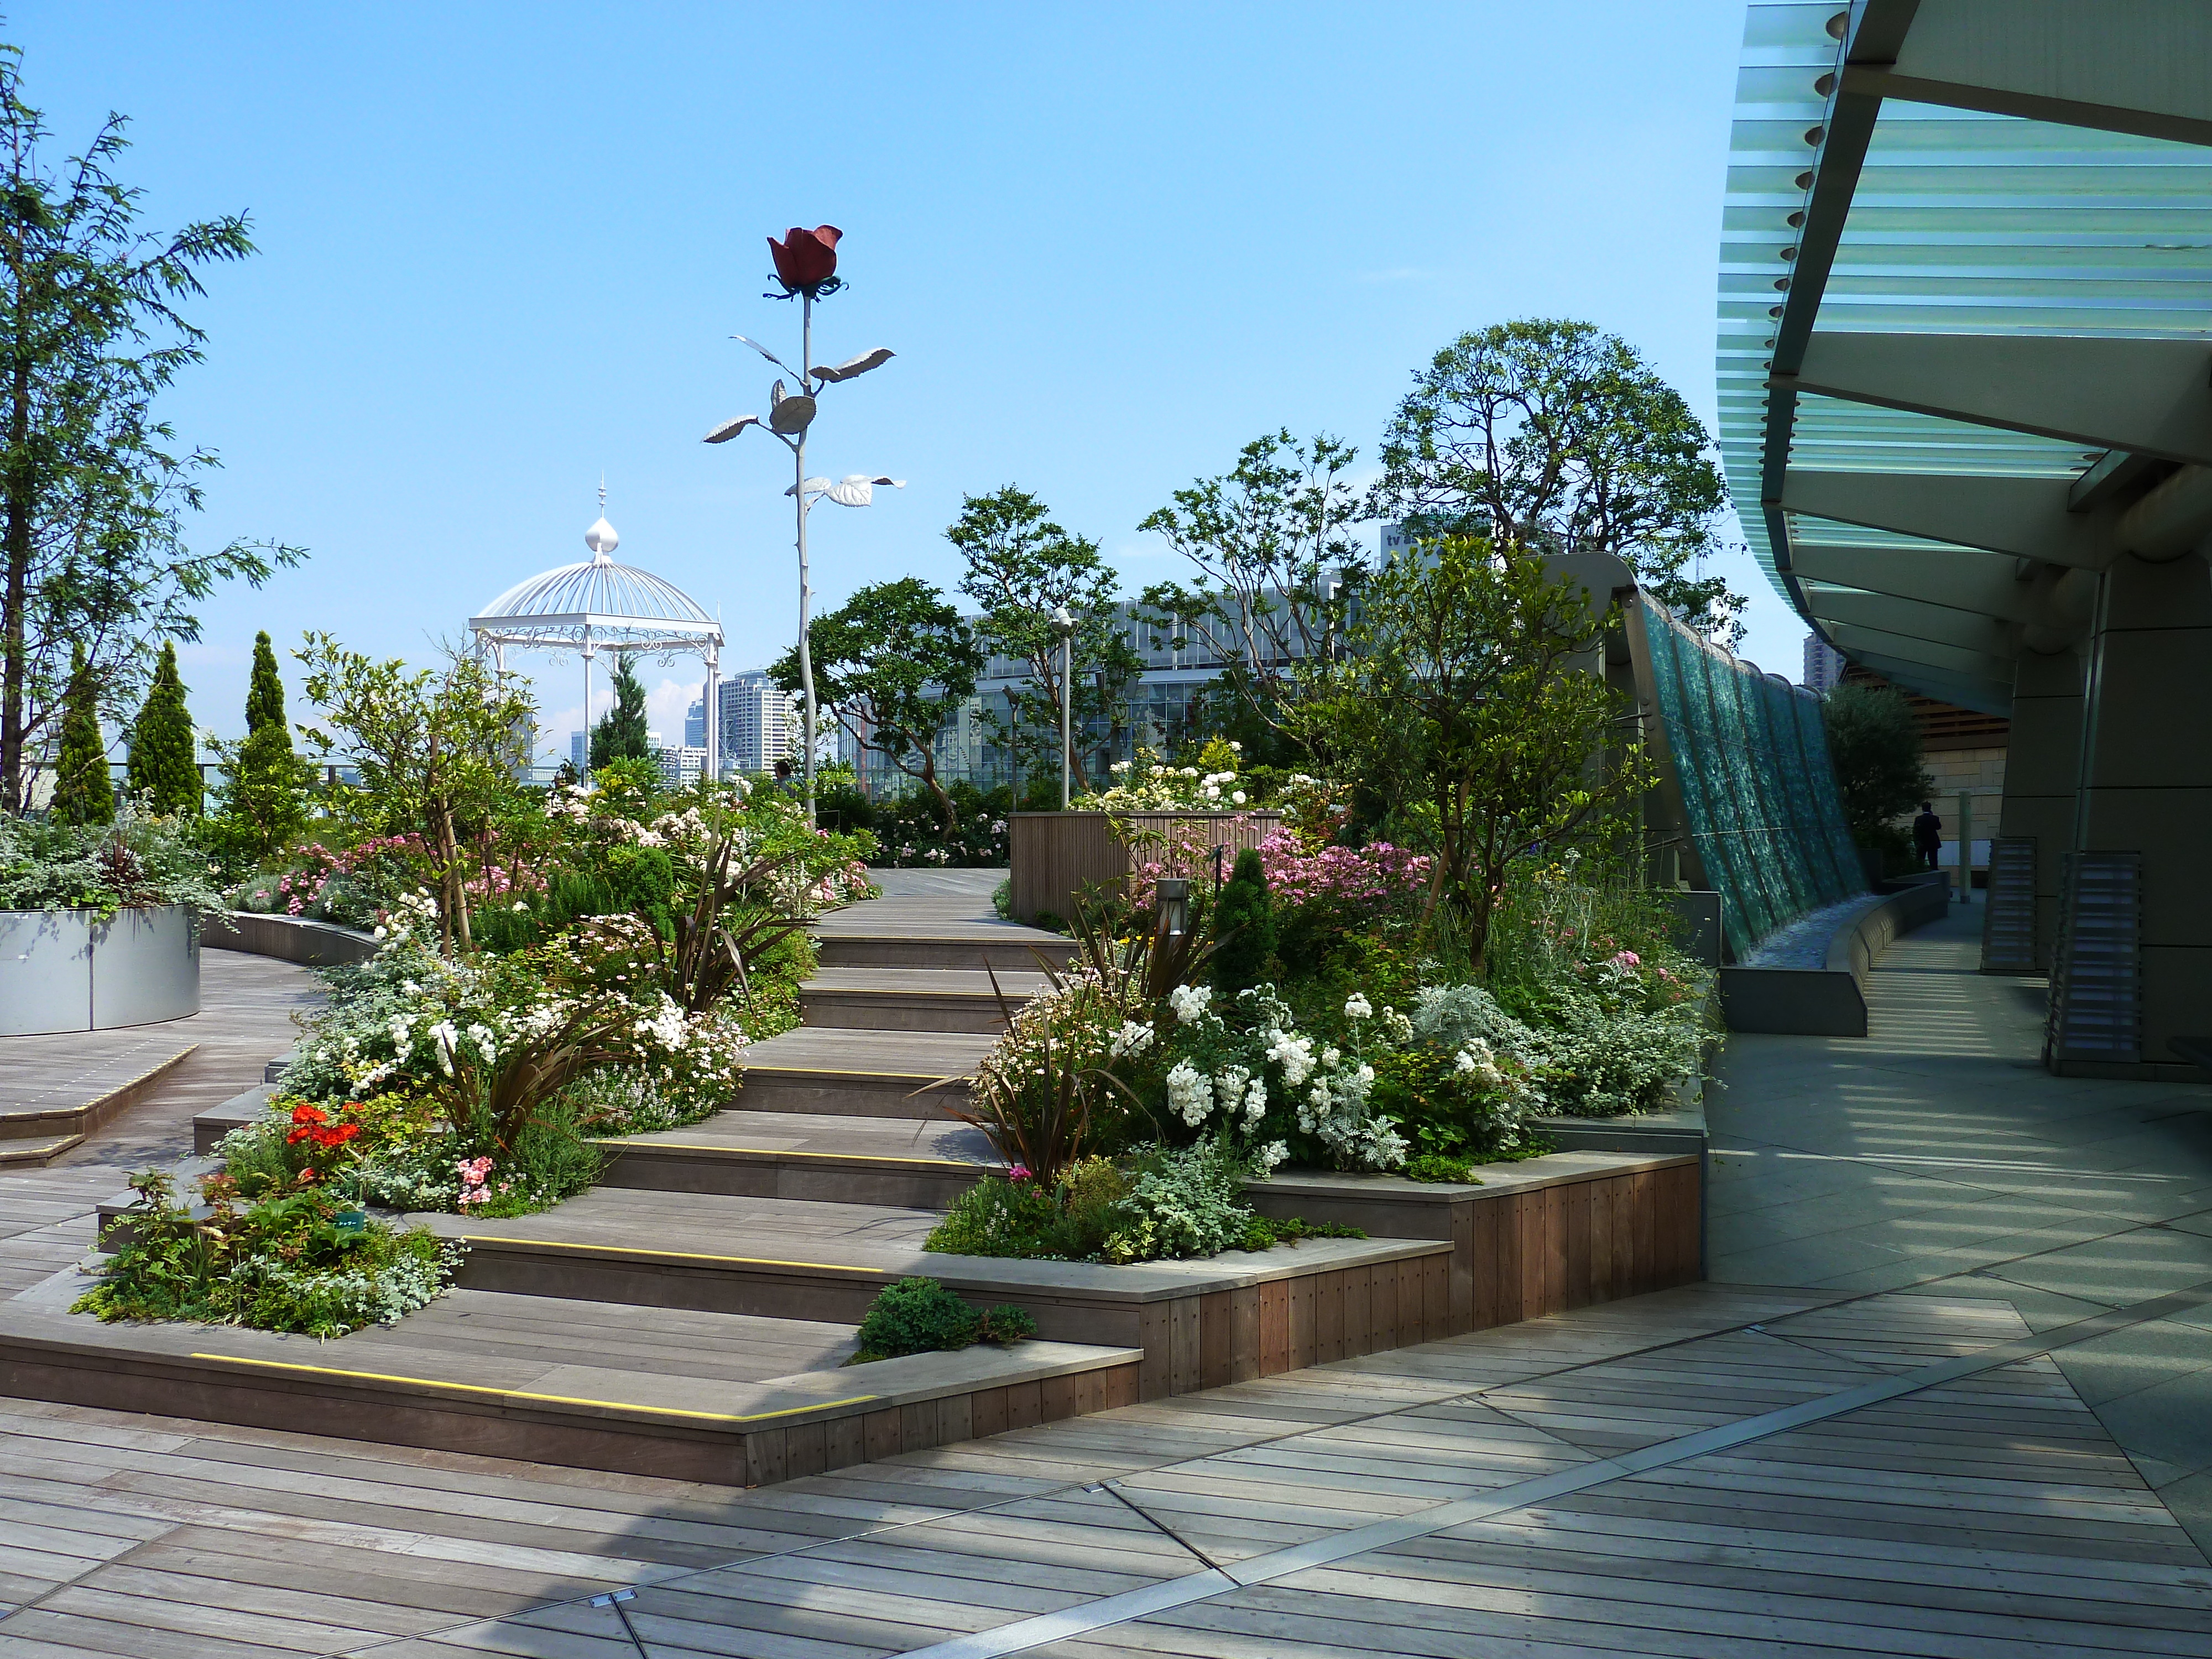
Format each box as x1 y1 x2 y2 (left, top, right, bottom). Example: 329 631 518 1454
795 290 816 825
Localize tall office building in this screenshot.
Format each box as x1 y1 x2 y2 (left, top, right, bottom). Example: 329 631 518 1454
569 730 587 770
655 746 708 789
1802 634 1847 694
717 670 798 776
685 694 706 749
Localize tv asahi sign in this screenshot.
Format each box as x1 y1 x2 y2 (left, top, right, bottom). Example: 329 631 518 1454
1378 521 1444 568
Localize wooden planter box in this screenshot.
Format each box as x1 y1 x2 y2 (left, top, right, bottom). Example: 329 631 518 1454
1008 810 1283 926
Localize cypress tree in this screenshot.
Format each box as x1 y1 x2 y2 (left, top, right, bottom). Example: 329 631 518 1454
51 643 113 825
221 630 306 855
1211 848 1276 997
128 641 201 815
591 653 651 767
245 628 284 734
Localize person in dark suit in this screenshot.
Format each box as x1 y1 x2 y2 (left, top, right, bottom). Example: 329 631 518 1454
1912 801 1943 871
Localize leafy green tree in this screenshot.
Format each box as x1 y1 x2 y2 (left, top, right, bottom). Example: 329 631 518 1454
770 577 983 832
49 641 109 823
949 487 1142 793
1210 848 1276 997
0 47 302 812
1295 538 1650 972
126 639 198 814
1824 682 1932 856
590 654 650 768
295 637 536 955
213 629 307 858
1137 431 1365 753
1374 319 1743 643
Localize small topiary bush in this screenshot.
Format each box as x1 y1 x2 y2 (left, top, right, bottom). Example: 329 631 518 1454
850 1277 1037 1363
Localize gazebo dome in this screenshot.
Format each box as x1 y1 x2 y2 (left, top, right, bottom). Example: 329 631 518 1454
472 556 718 637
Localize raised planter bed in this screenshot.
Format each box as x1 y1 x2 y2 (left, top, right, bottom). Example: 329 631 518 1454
199 910 377 967
1008 809 1282 926
0 905 199 1036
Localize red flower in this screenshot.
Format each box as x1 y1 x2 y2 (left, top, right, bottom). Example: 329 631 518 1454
768 225 841 294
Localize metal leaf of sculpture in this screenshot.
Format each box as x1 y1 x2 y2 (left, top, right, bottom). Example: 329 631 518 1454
732 334 795 376
811 347 895 385
704 415 761 444
783 474 907 507
768 381 817 435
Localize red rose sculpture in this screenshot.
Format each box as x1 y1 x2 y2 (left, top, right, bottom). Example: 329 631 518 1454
768 225 842 294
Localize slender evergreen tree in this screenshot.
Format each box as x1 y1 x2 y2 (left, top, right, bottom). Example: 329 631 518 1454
50 643 112 825
245 628 284 734
591 654 651 767
128 641 201 814
1211 849 1276 997
217 630 306 855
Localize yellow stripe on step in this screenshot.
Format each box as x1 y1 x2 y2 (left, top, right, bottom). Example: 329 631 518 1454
456 1235 884 1272
187 1353 876 1423
594 1140 983 1168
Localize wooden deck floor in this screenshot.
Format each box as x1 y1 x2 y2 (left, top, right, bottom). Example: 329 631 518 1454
0 951 319 1170
2 1281 2206 1656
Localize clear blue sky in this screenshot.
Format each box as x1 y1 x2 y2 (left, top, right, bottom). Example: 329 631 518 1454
15 0 1797 754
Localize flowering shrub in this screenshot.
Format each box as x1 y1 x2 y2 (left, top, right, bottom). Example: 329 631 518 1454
269 894 749 1214
73 1168 463 1338
1090 738 1253 812
0 807 227 917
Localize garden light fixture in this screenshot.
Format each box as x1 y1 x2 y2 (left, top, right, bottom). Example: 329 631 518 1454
702 224 897 824
1052 604 1076 809
1154 878 1190 940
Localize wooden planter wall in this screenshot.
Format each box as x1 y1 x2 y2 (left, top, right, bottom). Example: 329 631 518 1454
1009 810 1284 925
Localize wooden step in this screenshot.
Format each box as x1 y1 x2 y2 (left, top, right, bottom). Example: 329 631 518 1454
741 1026 995 1117
410 1185 1458 1402
0 1041 196 1142
0 1276 1139 1489
814 931 1078 972
797 967 1048 1034
192 1083 278 1154
0 1132 83 1168
596 1110 998 1208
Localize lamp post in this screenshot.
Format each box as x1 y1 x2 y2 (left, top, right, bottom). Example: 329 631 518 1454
705 225 897 826
1051 604 1075 808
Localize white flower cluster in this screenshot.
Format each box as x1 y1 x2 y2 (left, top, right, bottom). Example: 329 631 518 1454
1167 983 1213 1024
1109 1020 1156 1058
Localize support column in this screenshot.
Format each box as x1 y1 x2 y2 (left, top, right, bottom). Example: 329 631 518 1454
1994 646 2083 973
2062 549 2212 1078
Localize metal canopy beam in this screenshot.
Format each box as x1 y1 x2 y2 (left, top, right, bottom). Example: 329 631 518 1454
1824 620 2015 682
1841 0 2212 148
1789 543 2034 623
1759 1 1922 507
1804 589 2018 657
1846 649 2015 718
1776 333 2212 467
1782 472 2108 569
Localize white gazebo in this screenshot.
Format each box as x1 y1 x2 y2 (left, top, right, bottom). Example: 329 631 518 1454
469 493 724 779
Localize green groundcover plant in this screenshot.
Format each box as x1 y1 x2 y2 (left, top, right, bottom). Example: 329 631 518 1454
850 1277 1038 1363
73 1169 463 1339
926 1140 1365 1265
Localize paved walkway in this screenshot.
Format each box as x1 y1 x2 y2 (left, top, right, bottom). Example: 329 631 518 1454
1710 901 2212 1554
5 893 2211 1656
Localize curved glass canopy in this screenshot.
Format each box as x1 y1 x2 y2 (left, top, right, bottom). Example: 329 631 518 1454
1718 0 2212 713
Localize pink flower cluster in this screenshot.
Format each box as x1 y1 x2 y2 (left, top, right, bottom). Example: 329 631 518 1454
455 1155 496 1208
1255 832 1431 914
